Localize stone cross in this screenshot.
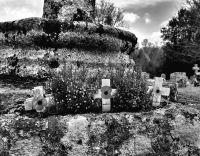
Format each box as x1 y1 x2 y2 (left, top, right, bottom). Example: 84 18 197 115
94 79 117 112
170 72 186 82
193 64 200 75
152 77 170 107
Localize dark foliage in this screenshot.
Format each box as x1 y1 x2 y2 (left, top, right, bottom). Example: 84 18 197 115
48 57 60 69
160 2 200 76
42 19 61 37
48 61 152 114
50 64 101 115
73 8 88 21
0 18 137 55
111 65 152 112
7 54 18 67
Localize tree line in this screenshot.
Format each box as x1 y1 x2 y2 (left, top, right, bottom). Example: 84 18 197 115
160 0 200 77
135 0 200 78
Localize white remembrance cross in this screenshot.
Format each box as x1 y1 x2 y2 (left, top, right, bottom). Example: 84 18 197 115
94 79 117 112
24 86 45 111
152 77 170 107
193 64 200 75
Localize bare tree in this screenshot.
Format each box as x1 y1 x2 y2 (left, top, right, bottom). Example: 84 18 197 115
94 0 124 27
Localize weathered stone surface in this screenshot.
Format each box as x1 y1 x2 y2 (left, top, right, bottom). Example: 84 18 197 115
0 103 200 155
9 137 42 156
61 116 89 155
120 135 152 155
170 72 188 88
43 0 96 21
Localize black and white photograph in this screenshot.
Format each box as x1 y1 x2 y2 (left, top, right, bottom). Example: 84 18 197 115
0 0 200 155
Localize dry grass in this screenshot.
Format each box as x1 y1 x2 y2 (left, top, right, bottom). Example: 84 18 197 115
178 84 200 97
178 84 200 107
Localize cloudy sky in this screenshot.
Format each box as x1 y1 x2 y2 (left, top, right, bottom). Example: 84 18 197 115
0 0 184 45
0 0 44 21
108 0 184 45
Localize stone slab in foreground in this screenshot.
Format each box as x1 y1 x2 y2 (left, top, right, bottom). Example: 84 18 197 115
0 103 200 155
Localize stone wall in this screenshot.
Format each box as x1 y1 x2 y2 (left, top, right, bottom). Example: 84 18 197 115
1 103 200 155
43 0 96 21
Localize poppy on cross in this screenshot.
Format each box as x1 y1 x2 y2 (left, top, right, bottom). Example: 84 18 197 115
148 77 170 107
152 77 170 107
94 79 117 112
24 86 54 113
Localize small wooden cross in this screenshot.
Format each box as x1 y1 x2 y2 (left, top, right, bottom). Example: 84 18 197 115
94 79 117 112
193 64 200 75
152 77 170 107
